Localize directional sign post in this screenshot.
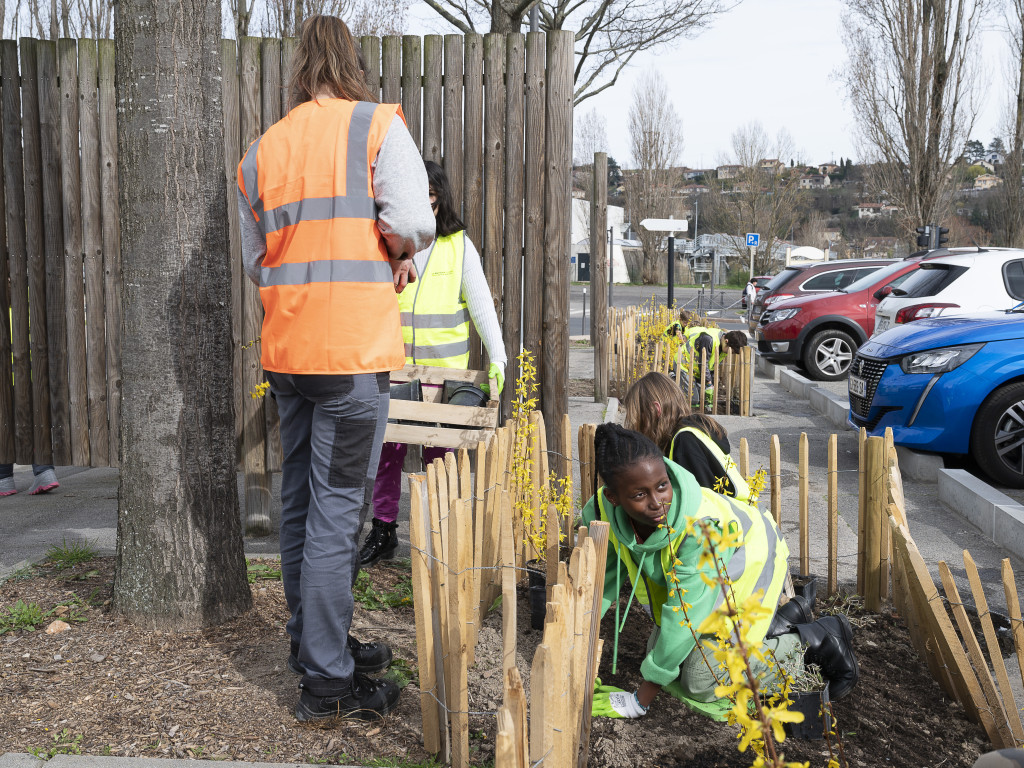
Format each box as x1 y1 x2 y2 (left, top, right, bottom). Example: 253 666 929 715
641 218 688 309
745 233 760 279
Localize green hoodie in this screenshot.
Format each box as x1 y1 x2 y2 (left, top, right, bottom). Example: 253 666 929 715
580 458 742 687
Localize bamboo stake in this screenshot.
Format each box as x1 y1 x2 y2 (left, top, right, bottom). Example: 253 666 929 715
939 561 1014 748
739 437 750 480
799 432 809 577
857 427 867 596
408 475 442 754
827 434 838 597
769 434 781 526
1001 558 1024 696
964 550 1024 743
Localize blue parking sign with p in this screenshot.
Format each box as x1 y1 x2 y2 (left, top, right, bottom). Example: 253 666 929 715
746 233 760 247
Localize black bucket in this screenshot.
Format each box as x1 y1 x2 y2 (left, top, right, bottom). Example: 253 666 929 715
444 381 489 407
785 684 831 740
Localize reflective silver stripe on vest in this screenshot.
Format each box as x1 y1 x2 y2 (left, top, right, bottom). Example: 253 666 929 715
260 259 392 287
262 195 377 233
253 101 378 235
400 308 469 329
750 508 782 599
403 338 471 359
240 135 263 219
708 504 755 613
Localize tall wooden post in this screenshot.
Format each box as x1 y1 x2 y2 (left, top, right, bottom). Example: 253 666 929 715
540 31 573 456
591 152 608 402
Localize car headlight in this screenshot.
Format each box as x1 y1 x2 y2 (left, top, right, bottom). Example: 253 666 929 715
769 308 801 322
899 343 984 374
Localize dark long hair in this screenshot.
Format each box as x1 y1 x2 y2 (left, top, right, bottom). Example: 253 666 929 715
425 160 465 238
594 423 664 491
289 15 377 107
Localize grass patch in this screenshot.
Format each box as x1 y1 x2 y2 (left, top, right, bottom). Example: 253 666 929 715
246 560 282 583
353 568 413 610
30 729 83 759
0 600 46 634
45 538 97 570
383 656 418 690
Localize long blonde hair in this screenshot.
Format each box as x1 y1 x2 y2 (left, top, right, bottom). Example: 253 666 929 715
623 371 725 453
289 15 377 107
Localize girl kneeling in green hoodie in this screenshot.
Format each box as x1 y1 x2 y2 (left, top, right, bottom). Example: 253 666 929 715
581 423 858 719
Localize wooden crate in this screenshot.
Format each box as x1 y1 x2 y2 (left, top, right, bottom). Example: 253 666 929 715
384 364 498 449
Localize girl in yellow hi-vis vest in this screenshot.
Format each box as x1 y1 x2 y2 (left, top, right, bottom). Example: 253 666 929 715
624 371 749 502
361 161 507 566
581 424 859 719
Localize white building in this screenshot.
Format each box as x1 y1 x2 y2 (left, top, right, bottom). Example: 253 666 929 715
570 197 630 284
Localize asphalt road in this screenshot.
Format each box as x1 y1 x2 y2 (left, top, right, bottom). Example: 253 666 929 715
569 284 747 337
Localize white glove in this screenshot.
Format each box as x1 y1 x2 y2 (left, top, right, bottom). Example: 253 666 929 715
594 690 648 718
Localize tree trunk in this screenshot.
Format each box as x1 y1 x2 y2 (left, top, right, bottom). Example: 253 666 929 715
114 0 252 629
490 0 521 33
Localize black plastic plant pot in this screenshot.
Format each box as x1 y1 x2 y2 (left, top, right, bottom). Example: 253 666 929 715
792 573 818 609
784 683 831 741
526 559 546 630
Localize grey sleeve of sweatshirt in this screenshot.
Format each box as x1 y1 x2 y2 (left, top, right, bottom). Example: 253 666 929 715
238 114 435 285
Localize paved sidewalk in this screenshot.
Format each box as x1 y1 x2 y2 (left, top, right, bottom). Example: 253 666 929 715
0 756 357 768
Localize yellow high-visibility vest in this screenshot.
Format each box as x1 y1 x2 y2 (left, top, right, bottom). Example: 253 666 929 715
597 484 787 647
669 427 752 504
398 231 470 369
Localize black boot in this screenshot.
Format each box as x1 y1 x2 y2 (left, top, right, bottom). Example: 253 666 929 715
796 615 859 700
295 673 401 722
288 635 393 676
359 518 398 566
766 595 813 639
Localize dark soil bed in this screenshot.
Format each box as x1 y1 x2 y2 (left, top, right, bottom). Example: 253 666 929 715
0 556 988 766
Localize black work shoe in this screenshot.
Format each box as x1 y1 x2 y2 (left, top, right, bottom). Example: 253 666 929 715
295 673 401 722
797 614 860 700
766 595 813 639
288 635 393 676
359 518 399 566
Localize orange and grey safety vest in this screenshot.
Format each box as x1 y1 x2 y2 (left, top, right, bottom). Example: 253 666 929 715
399 232 470 368
238 98 405 375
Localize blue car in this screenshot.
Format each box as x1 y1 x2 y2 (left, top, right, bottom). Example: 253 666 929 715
848 311 1024 487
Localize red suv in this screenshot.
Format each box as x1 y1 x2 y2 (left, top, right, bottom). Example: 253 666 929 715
748 258 896 330
756 258 930 380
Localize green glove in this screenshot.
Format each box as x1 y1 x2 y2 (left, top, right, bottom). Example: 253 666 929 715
592 689 648 719
480 363 505 396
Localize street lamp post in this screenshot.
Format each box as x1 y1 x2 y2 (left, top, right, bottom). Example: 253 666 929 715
640 217 688 310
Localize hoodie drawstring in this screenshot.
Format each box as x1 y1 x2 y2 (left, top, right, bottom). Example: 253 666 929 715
612 549 649 675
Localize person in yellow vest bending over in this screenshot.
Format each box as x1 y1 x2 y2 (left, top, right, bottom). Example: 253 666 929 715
624 371 749 502
361 160 507 566
581 424 859 719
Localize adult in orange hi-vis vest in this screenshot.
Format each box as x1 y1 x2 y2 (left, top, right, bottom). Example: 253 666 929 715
237 15 434 723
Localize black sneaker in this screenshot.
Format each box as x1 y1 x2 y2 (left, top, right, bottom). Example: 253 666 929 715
359 518 399 566
288 635 393 676
295 674 401 722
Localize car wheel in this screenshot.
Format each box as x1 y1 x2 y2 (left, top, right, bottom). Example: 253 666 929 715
970 382 1024 489
802 329 857 381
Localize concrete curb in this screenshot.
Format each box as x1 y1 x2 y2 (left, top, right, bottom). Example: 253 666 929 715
604 397 620 424
755 353 780 381
807 387 851 431
778 368 812 399
938 469 1024 559
895 446 945 483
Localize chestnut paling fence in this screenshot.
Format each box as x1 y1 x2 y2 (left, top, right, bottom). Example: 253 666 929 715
0 32 575 532
407 418 1024 764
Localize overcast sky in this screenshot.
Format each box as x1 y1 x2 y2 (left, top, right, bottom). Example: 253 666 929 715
407 0 1009 170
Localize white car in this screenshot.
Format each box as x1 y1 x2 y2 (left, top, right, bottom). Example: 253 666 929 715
873 249 1024 335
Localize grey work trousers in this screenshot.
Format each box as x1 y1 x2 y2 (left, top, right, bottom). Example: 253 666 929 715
268 370 390 697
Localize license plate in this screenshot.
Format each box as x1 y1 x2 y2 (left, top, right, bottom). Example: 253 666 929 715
875 317 891 334
849 375 867 398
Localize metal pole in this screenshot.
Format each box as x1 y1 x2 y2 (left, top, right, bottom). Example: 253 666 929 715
530 4 539 31
582 288 587 336
748 245 755 280
667 235 675 309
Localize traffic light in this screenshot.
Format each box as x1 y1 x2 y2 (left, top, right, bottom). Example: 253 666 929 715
931 226 949 249
916 225 931 248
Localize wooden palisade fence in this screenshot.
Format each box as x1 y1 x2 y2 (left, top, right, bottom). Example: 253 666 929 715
0 33 575 518
606 304 754 416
